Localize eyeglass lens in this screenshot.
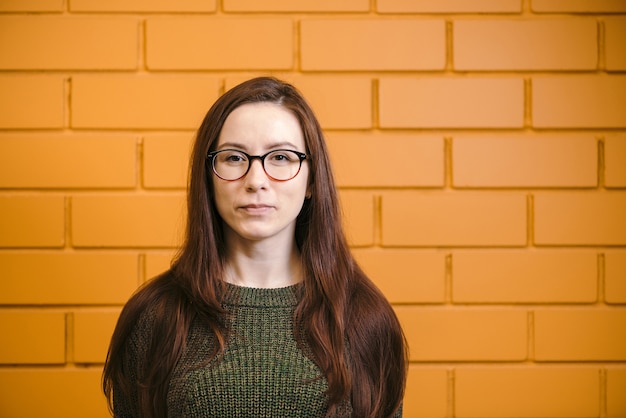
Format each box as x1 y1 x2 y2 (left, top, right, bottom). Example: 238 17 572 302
211 150 304 181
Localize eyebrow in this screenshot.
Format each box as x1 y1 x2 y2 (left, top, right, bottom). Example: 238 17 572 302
217 141 301 151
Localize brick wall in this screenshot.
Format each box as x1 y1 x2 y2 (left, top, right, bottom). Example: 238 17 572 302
0 1 625 417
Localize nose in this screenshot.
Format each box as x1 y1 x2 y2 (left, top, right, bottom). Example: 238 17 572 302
243 158 268 190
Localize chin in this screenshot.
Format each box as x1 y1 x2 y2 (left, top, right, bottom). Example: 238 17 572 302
229 223 296 244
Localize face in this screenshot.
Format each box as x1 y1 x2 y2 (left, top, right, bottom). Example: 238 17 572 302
212 102 310 246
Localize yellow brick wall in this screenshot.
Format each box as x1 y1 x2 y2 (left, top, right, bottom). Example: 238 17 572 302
0 0 625 417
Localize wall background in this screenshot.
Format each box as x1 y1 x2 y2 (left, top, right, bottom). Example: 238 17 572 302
1 0 625 417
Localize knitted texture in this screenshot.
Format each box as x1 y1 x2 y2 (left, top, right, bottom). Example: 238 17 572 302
171 283 331 417
115 282 402 417
116 284 330 417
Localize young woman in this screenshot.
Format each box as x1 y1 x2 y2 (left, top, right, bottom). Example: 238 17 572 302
103 77 407 417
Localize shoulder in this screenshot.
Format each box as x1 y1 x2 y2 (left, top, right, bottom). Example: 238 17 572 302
118 271 187 341
125 270 184 315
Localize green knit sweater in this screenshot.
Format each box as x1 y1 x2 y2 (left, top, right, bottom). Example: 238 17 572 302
115 283 402 417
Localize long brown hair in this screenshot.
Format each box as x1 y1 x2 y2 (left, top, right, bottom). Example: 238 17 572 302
103 77 407 417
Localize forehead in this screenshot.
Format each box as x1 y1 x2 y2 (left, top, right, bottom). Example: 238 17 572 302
217 102 305 150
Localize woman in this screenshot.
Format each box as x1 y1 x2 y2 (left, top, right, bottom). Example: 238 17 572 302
103 77 407 417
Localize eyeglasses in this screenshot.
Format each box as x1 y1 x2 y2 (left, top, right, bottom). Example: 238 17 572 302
207 149 308 181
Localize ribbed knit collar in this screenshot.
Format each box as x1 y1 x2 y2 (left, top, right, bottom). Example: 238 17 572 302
222 281 301 308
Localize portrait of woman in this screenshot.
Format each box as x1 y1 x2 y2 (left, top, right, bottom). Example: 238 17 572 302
102 76 407 418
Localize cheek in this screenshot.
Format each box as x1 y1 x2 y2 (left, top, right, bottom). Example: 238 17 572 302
211 182 232 217
292 174 310 201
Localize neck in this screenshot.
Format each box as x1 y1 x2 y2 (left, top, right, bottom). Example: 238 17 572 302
223 234 303 289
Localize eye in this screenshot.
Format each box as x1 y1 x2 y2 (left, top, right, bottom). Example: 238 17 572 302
268 150 297 164
219 151 247 164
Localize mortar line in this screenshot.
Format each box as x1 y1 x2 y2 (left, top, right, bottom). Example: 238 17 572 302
445 21 454 72
527 193 534 248
374 194 382 247
527 310 535 361
139 253 146 285
598 20 606 72
293 17 301 71
598 253 606 305
64 196 72 250
445 253 453 305
64 77 72 131
524 78 532 129
372 78 380 129
448 368 455 418
600 368 607 418
65 312 75 365
444 136 453 190
138 19 147 73
137 136 145 190
597 136 606 190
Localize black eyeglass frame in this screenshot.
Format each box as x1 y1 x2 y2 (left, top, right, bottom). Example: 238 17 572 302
206 149 308 182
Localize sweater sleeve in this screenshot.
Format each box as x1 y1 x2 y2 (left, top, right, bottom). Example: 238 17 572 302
112 385 135 418
112 307 154 418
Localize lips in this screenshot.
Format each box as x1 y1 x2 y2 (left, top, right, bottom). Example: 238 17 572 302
240 204 272 209
239 203 274 214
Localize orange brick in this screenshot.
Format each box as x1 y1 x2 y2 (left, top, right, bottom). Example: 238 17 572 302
0 0 62 11
145 251 176 280
352 249 446 303
0 75 64 129
143 134 193 189
73 310 121 363
377 0 520 13
70 0 216 12
339 191 375 247
0 311 65 364
381 192 527 247
379 77 524 128
453 135 597 188
532 0 626 13
0 253 138 305
605 134 626 187
301 19 445 71
396 307 527 361
71 194 186 248
535 309 626 361
455 367 600 417
0 16 137 70
0 135 136 189
0 196 64 248
453 251 597 303
606 252 626 304
72 75 219 129
605 18 626 71
454 19 596 71
326 133 444 188
224 0 368 11
403 366 447 418
607 368 626 417
534 192 626 246
146 17 292 70
0 368 109 418
532 76 626 128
